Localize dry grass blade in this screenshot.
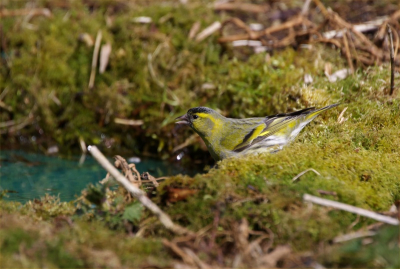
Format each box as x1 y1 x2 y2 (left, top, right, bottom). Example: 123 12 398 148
196 21 221 42
0 8 51 17
292 168 321 182
333 230 376 243
337 107 348 124
218 15 305 44
173 134 199 152
317 190 337 196
79 137 87 153
99 43 112 74
188 21 201 40
387 25 395 95
89 30 102 89
114 118 144 126
147 43 167 89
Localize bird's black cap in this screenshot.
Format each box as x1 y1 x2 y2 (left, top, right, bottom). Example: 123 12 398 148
187 107 214 114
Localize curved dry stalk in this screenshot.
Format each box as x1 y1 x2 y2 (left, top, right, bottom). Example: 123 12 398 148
292 168 321 182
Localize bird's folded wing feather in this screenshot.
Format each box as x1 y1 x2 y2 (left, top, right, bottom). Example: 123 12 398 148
232 104 338 153
232 117 295 152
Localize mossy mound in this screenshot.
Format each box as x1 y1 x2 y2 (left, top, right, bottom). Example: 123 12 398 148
1 0 399 267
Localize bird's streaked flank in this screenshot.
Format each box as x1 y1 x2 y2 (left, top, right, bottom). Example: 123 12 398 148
176 104 339 161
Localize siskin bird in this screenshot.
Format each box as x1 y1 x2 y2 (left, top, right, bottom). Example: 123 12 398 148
175 104 339 161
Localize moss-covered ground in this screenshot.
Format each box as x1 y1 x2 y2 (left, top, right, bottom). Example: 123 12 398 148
1 0 399 267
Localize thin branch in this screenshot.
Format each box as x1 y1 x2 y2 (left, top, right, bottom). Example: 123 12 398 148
88 146 193 235
292 168 321 182
303 194 400 225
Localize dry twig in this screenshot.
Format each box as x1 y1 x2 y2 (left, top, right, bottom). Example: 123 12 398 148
303 194 400 225
88 146 193 235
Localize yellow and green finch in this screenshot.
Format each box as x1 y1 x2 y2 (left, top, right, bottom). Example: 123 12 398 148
175 104 338 161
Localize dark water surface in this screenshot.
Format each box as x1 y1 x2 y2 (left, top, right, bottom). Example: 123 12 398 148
0 150 196 203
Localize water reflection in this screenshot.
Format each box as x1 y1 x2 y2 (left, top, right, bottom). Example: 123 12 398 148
0 150 196 203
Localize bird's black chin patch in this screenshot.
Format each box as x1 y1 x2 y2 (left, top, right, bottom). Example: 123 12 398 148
175 114 190 125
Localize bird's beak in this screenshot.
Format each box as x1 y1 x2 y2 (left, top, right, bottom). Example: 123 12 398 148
175 114 189 125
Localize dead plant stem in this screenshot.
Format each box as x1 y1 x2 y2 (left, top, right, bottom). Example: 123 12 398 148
88 146 193 235
88 30 102 89
303 194 399 225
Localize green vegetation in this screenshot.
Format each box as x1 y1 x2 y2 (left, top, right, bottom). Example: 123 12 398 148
0 0 399 267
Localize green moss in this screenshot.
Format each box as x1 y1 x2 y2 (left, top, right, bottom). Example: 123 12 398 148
1 0 399 267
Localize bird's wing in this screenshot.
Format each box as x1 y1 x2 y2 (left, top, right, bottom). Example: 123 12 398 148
233 104 338 152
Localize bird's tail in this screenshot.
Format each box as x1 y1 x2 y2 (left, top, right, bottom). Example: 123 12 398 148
305 103 340 121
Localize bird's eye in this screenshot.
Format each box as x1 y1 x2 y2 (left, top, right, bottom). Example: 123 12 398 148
192 115 199 120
